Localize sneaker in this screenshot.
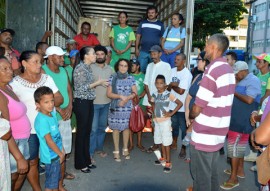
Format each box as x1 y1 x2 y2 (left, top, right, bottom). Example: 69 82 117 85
154 158 166 166
38 165 45 175
163 162 172 173
250 165 257 172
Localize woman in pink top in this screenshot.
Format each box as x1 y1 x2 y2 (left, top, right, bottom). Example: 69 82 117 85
0 56 30 191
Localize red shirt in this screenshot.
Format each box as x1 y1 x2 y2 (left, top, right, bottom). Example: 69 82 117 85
74 33 100 50
4 48 21 70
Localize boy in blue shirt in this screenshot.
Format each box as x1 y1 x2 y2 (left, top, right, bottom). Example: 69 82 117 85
151 75 182 173
34 86 65 191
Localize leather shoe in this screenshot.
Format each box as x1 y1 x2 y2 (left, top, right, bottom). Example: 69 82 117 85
88 164 97 169
80 167 91 173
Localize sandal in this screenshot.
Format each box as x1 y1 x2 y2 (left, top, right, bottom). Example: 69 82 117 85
220 181 239 190
64 172 75 180
223 169 245 178
136 145 146 152
122 149 130 160
146 145 158 153
96 151 107 158
113 151 121 162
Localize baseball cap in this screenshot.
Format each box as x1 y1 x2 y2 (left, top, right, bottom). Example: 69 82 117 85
149 45 162 52
66 39 76 44
0 28 15 36
130 58 140 66
44 46 65 58
253 53 270 63
69 50 79 58
233 61 249 74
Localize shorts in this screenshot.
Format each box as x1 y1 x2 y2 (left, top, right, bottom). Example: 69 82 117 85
153 119 172 146
28 134 40 160
10 138 30 173
45 157 61 189
59 119 72 154
227 130 249 158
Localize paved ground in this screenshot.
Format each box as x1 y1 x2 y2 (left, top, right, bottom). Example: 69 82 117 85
22 133 259 191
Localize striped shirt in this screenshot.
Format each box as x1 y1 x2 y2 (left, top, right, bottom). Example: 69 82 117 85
190 57 236 152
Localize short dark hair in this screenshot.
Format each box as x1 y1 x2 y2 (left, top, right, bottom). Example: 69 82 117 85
34 86 53 103
94 45 108 55
176 53 186 60
20 50 39 73
35 42 48 52
226 51 237 61
114 59 132 74
81 21 91 28
147 5 157 13
208 34 229 53
155 74 166 83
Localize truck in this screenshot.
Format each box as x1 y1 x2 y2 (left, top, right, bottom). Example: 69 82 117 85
4 0 194 67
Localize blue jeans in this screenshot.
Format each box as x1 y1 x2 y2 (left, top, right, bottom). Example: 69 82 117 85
171 111 186 139
160 51 178 68
89 103 110 157
138 51 152 73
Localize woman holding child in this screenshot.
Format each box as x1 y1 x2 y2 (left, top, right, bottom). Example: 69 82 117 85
107 59 137 162
10 51 64 191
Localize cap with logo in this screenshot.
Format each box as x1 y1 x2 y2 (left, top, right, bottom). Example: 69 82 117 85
233 61 249 74
69 50 79 58
66 39 76 44
0 28 15 36
130 58 140 66
44 46 66 58
253 53 270 63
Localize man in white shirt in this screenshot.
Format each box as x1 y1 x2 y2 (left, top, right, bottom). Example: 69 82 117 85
168 53 192 159
143 45 171 152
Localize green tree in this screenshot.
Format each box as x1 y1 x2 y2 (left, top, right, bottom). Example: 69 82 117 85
193 0 248 50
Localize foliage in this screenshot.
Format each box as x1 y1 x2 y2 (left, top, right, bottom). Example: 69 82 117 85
0 0 5 29
193 0 248 49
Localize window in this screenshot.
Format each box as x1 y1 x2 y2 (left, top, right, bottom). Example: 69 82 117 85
239 36 247 40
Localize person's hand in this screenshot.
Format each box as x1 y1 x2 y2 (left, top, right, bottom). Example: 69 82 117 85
118 100 128 107
170 82 179 87
59 152 65 164
57 108 70 121
250 131 263 152
135 49 140 57
163 49 169 54
186 118 191 127
97 77 109 87
115 49 122 55
250 112 258 126
163 111 173 118
17 157 28 174
120 95 129 102
44 31 53 37
167 50 174 54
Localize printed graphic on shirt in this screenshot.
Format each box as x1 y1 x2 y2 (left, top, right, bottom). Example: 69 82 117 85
152 90 175 118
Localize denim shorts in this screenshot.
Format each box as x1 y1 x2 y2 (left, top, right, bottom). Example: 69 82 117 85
28 134 40 160
10 138 30 173
45 157 61 189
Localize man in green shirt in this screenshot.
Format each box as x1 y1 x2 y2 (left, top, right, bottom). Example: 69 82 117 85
129 59 146 152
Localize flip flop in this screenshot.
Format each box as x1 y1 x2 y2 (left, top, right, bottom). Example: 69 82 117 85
64 172 75 180
223 169 245 178
137 145 146 152
220 182 239 190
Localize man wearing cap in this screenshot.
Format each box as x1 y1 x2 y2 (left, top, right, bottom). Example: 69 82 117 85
89 45 113 160
64 38 77 66
135 6 164 73
221 61 261 190
0 28 21 75
143 45 171 152
42 46 75 182
74 22 100 50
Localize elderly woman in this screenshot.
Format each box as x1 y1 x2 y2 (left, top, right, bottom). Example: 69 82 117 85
107 59 137 162
0 56 29 191
73 46 108 173
10 51 63 191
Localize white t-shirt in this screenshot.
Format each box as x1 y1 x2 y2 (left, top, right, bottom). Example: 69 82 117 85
169 67 192 112
143 60 171 106
10 74 59 134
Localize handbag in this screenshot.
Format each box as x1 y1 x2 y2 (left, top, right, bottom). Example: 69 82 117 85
129 94 145 133
256 146 270 185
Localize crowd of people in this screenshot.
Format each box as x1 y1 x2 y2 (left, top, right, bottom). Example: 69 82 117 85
0 4 270 191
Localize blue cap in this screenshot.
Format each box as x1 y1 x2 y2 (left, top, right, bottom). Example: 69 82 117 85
69 50 79 58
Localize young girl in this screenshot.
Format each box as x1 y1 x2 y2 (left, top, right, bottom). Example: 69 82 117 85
109 12 135 69
161 13 186 68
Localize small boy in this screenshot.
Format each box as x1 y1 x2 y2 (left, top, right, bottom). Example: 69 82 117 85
151 75 182 173
34 86 65 191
